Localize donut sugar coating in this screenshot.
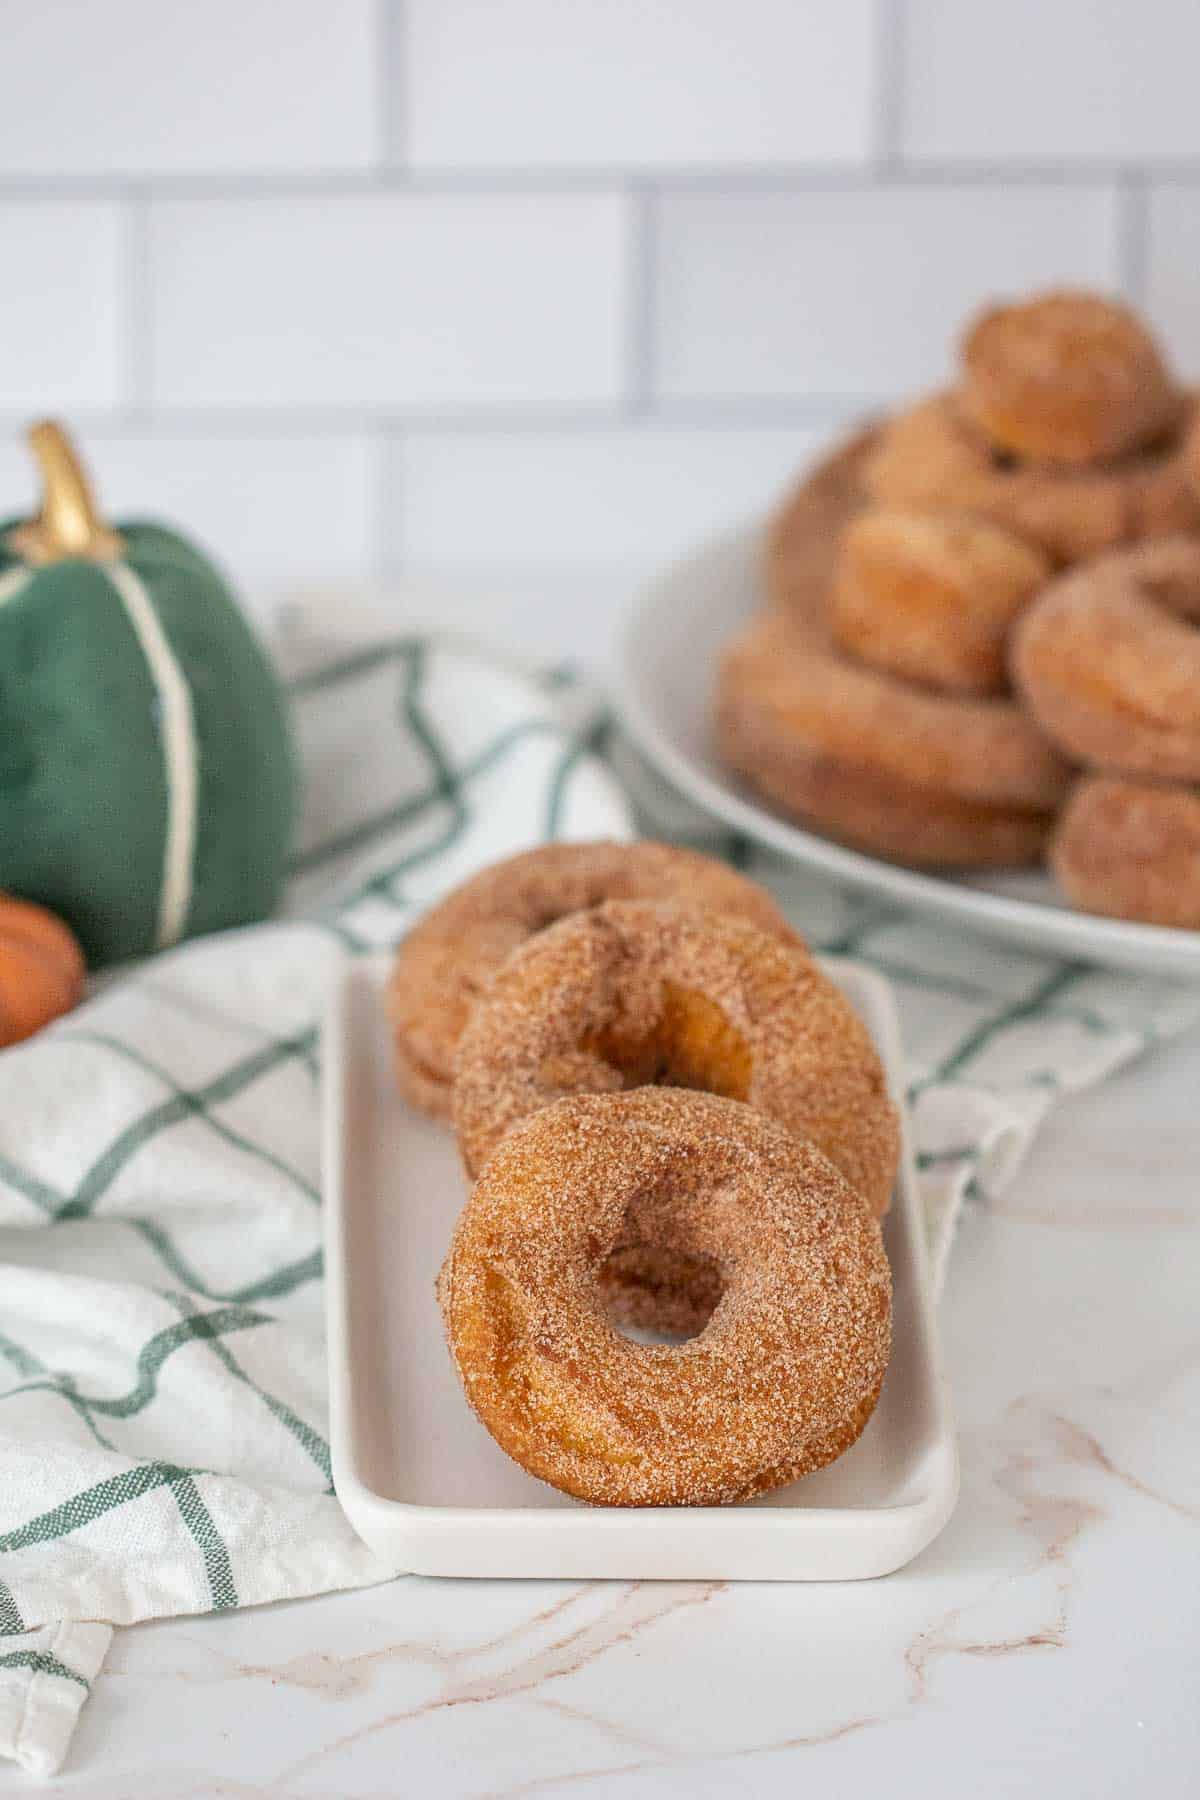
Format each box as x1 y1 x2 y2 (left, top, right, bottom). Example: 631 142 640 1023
438 1087 893 1507
864 393 1199 566
1051 777 1200 929
1183 404 1200 499
387 839 804 1118
717 597 1072 869
1012 536 1200 782
961 290 1181 467
831 507 1050 696
452 897 900 1218
765 421 881 617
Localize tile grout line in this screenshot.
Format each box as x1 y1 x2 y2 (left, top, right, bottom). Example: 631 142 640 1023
0 400 874 440
1116 168 1150 303
377 0 405 170
121 186 153 411
872 0 907 166
625 182 657 417
0 161 1187 203
368 427 394 581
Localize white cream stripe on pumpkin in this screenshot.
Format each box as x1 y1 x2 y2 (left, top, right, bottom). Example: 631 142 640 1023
0 567 31 608
106 562 199 949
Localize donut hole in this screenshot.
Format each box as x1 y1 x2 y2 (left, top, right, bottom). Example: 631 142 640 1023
988 445 1021 472
597 1243 725 1344
580 982 752 1101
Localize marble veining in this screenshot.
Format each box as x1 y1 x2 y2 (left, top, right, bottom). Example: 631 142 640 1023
19 1022 1200 1799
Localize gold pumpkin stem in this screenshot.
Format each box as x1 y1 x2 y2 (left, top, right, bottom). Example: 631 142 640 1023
7 420 125 565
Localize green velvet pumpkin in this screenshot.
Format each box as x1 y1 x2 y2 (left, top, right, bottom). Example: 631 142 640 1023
0 422 297 966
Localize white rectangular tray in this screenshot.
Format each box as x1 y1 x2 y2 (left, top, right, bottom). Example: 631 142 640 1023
324 954 958 1580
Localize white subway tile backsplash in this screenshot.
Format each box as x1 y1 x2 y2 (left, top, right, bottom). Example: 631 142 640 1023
403 0 875 169
105 435 376 592
1145 186 1200 378
0 2 1196 629
0 0 375 176
390 426 844 567
148 193 631 412
0 204 124 413
903 0 1200 162
0 432 376 601
343 568 641 669
654 185 1120 403
0 432 375 600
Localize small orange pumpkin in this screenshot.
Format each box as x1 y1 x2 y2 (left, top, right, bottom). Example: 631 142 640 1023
0 895 87 1048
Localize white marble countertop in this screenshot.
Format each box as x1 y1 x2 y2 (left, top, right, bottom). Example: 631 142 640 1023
17 1014 1198 1799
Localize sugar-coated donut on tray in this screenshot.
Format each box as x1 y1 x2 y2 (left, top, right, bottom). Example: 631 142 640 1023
961 290 1182 467
717 598 1073 869
864 393 1199 566
831 507 1050 696
1052 777 1200 929
387 840 804 1118
438 1088 893 1507
452 898 899 1217
1012 536 1200 782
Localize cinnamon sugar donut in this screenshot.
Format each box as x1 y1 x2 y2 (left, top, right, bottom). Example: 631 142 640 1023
1183 405 1200 501
1012 536 1200 781
717 601 1072 868
962 290 1181 467
865 393 1199 566
765 422 881 616
1052 777 1200 929
388 841 803 1117
439 1088 893 1507
452 899 899 1218
831 507 1050 695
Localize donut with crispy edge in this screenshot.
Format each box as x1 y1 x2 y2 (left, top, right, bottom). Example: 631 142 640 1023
717 596 1072 869
387 840 804 1117
765 421 881 617
438 1087 893 1507
961 290 1181 467
1012 536 1200 782
831 507 1051 696
756 424 1068 865
452 898 899 1218
1052 777 1200 929
865 393 1198 566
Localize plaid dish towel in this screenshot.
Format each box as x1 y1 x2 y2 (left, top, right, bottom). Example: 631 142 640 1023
2 630 1198 1777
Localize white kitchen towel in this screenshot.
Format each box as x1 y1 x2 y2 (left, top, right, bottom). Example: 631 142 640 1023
2 633 1197 1777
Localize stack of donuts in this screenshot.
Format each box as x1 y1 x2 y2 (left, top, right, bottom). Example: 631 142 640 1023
388 840 898 1507
1015 535 1200 927
719 288 1200 928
